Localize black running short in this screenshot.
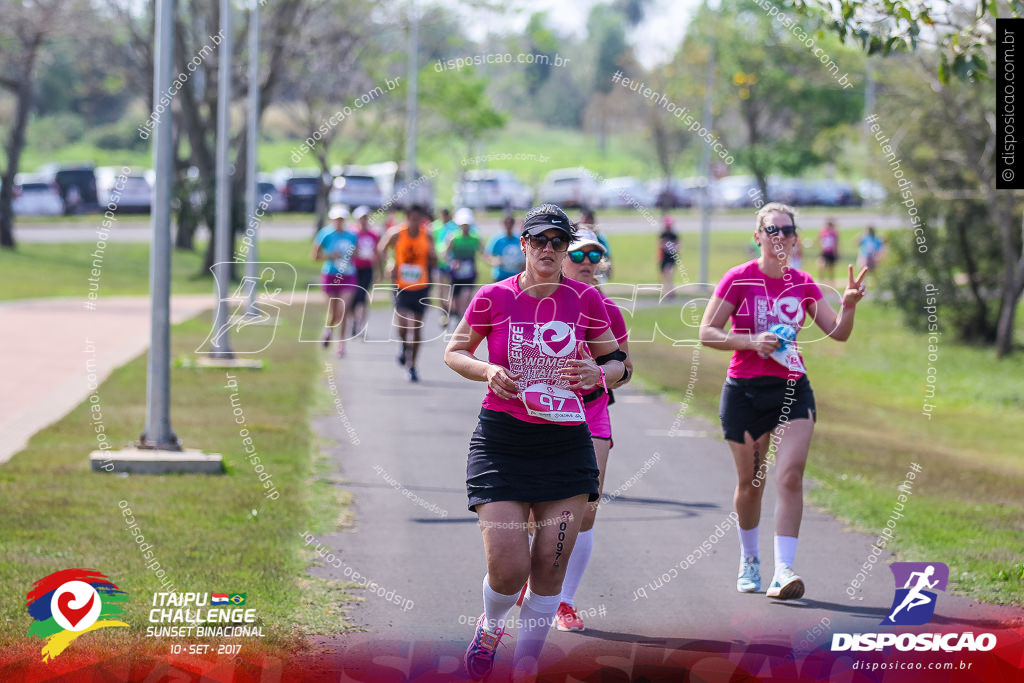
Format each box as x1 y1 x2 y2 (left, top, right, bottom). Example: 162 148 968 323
466 408 600 512
719 375 816 444
394 285 430 316
821 252 837 266
352 267 373 306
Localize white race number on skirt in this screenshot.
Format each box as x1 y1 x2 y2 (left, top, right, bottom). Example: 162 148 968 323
521 383 585 422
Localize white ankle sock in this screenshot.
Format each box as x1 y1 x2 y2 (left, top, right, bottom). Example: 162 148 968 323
560 529 593 607
482 574 519 632
738 525 759 559
774 535 798 572
511 589 560 677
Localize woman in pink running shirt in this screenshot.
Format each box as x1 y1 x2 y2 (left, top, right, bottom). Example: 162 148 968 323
699 202 867 601
444 204 627 681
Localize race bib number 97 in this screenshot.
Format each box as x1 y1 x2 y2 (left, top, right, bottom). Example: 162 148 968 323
521 383 585 422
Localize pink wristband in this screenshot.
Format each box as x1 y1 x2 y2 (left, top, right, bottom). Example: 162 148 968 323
599 366 608 392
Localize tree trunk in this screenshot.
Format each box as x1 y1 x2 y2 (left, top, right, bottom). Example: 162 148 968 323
995 213 1024 357
951 210 992 339
0 49 39 250
314 151 329 233
994 281 1021 357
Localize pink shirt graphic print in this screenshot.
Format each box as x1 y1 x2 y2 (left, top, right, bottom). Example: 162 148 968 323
713 260 823 379
464 275 612 424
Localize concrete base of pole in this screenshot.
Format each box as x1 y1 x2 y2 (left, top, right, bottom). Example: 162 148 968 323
90 448 223 474
192 357 265 369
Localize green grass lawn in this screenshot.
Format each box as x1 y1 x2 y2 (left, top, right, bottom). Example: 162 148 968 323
604 228 1024 606
0 307 358 655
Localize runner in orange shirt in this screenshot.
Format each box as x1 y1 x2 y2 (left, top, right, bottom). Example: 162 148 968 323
378 204 437 382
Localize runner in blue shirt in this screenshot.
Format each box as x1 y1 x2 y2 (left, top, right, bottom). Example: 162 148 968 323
486 213 525 282
313 205 359 357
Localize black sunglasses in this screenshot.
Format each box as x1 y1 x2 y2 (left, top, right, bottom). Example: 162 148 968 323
569 249 602 264
526 233 570 252
761 224 797 237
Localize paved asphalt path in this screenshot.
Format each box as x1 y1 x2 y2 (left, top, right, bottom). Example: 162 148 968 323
15 211 906 243
302 305 1022 680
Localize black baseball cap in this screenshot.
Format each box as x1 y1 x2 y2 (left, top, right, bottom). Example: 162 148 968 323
521 203 575 239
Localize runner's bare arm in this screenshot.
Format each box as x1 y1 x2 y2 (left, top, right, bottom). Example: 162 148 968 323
699 295 778 355
807 265 866 342
444 318 521 399
428 236 437 274
377 228 399 259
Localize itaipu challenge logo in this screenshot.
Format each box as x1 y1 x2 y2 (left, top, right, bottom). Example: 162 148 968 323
26 569 129 661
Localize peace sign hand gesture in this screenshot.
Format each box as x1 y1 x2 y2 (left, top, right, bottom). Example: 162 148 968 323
843 265 868 308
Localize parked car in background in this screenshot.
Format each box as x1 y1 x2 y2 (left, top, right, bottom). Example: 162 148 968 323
328 167 383 209
9 174 64 215
257 175 287 213
808 179 859 206
539 168 600 208
648 177 697 208
714 175 759 208
857 179 886 206
37 163 98 214
369 161 434 212
767 177 815 206
273 168 323 212
598 177 654 208
95 166 152 213
454 169 533 210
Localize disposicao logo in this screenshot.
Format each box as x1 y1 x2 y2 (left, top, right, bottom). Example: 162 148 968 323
831 561 997 653
26 569 129 662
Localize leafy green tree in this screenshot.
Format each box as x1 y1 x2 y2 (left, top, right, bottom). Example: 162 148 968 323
782 0 1009 81
523 12 559 96
870 56 1023 355
419 65 506 164
680 0 865 197
0 0 85 249
787 1 1024 354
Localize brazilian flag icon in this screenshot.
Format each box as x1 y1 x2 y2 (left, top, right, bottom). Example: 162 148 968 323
229 593 246 606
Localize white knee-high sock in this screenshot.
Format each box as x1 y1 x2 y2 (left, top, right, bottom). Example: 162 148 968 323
738 525 759 559
559 529 593 606
511 589 560 677
482 574 519 632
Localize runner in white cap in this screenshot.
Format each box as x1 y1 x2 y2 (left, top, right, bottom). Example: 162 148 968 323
446 207 482 328
312 204 358 357
553 228 632 631
350 205 382 338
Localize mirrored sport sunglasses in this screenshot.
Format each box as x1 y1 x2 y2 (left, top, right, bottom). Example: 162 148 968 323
761 224 798 238
526 233 570 251
568 249 603 264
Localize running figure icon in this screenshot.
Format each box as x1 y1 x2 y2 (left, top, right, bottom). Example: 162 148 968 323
886 565 939 623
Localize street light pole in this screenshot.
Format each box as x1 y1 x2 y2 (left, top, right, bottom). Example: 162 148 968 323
244 0 260 316
140 0 179 450
698 38 717 291
211 0 234 357
405 0 418 187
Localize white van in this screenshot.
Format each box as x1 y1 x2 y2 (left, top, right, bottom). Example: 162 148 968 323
538 168 600 208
